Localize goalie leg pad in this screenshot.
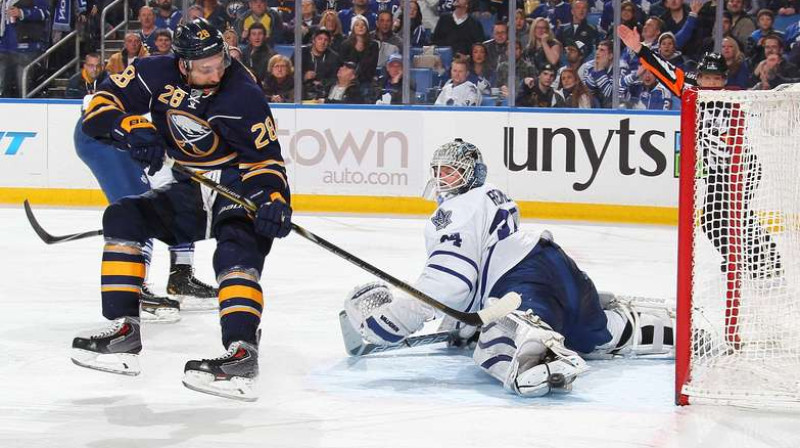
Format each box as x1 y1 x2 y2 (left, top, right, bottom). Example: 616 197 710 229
473 310 588 397
592 293 675 358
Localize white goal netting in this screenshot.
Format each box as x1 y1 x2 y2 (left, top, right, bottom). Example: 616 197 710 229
682 87 800 408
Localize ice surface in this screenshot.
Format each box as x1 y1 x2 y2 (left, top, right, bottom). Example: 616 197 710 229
1 206 798 448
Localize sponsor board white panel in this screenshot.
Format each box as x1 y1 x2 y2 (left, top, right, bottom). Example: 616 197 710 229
0 101 682 209
275 107 425 196
46 104 99 189
271 107 297 192
503 111 679 207
0 102 49 187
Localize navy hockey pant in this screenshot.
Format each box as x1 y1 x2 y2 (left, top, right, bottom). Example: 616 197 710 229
101 168 273 347
74 120 195 260
489 238 611 354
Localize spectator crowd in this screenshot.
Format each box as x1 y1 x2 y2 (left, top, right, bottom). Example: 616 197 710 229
3 0 800 109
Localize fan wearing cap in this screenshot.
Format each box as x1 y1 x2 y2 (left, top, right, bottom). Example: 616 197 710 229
323 60 365 103
299 28 342 100
552 39 584 90
375 53 414 104
517 63 566 108
78 19 292 401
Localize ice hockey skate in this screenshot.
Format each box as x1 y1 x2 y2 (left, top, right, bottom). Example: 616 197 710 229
71 316 142 376
182 341 259 402
141 284 181 323
167 263 219 311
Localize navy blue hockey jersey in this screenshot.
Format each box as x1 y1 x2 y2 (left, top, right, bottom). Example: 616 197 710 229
82 54 288 202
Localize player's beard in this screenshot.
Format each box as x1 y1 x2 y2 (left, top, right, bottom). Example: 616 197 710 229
193 82 220 95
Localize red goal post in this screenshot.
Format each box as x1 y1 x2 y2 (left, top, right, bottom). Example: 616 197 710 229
676 86 800 408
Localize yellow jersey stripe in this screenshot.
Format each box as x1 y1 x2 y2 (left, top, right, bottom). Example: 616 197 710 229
241 168 287 187
219 305 262 318
96 91 125 110
85 94 124 115
219 285 264 306
239 159 285 169
104 243 142 256
101 286 142 294
101 261 146 278
83 105 120 123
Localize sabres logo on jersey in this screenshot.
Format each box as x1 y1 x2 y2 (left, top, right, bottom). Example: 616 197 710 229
431 209 453 231
166 110 220 158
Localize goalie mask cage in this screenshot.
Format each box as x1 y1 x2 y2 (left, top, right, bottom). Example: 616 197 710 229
676 87 800 408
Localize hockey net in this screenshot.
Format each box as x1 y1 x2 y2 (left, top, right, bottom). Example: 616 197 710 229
676 87 800 408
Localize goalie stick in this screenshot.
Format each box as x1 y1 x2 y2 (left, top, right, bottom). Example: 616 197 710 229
339 310 455 356
23 200 103 244
167 160 521 326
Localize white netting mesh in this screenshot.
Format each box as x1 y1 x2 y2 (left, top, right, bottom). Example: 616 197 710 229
683 88 800 408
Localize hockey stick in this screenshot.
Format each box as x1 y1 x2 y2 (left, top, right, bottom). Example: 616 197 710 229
23 200 103 244
339 310 454 356
168 160 521 326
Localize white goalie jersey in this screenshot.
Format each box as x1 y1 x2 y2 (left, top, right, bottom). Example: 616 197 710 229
414 183 540 315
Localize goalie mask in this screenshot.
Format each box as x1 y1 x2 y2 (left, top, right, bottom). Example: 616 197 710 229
424 138 487 200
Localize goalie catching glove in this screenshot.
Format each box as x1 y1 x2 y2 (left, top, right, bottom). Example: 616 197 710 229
111 115 166 176
344 282 435 345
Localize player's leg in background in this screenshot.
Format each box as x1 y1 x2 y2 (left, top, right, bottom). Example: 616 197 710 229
701 167 731 269
742 157 782 278
167 242 219 308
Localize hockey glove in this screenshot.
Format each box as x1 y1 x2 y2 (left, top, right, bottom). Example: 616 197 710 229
112 115 166 176
251 191 292 239
344 282 432 345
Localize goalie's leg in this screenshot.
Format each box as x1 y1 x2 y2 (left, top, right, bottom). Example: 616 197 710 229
473 310 588 397
590 292 675 358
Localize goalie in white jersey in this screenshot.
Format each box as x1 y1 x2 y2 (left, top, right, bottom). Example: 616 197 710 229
343 138 675 396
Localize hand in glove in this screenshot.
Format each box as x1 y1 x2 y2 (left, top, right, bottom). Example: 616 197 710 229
252 192 292 238
112 115 166 176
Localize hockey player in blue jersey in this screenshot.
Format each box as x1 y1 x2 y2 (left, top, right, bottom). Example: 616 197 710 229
342 139 675 396
70 19 292 401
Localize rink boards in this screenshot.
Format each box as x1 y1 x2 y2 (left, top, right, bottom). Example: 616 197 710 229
0 100 681 224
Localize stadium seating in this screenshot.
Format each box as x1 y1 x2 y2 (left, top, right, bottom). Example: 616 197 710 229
274 45 295 58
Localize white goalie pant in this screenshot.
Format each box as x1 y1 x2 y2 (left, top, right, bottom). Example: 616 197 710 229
473 310 588 397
